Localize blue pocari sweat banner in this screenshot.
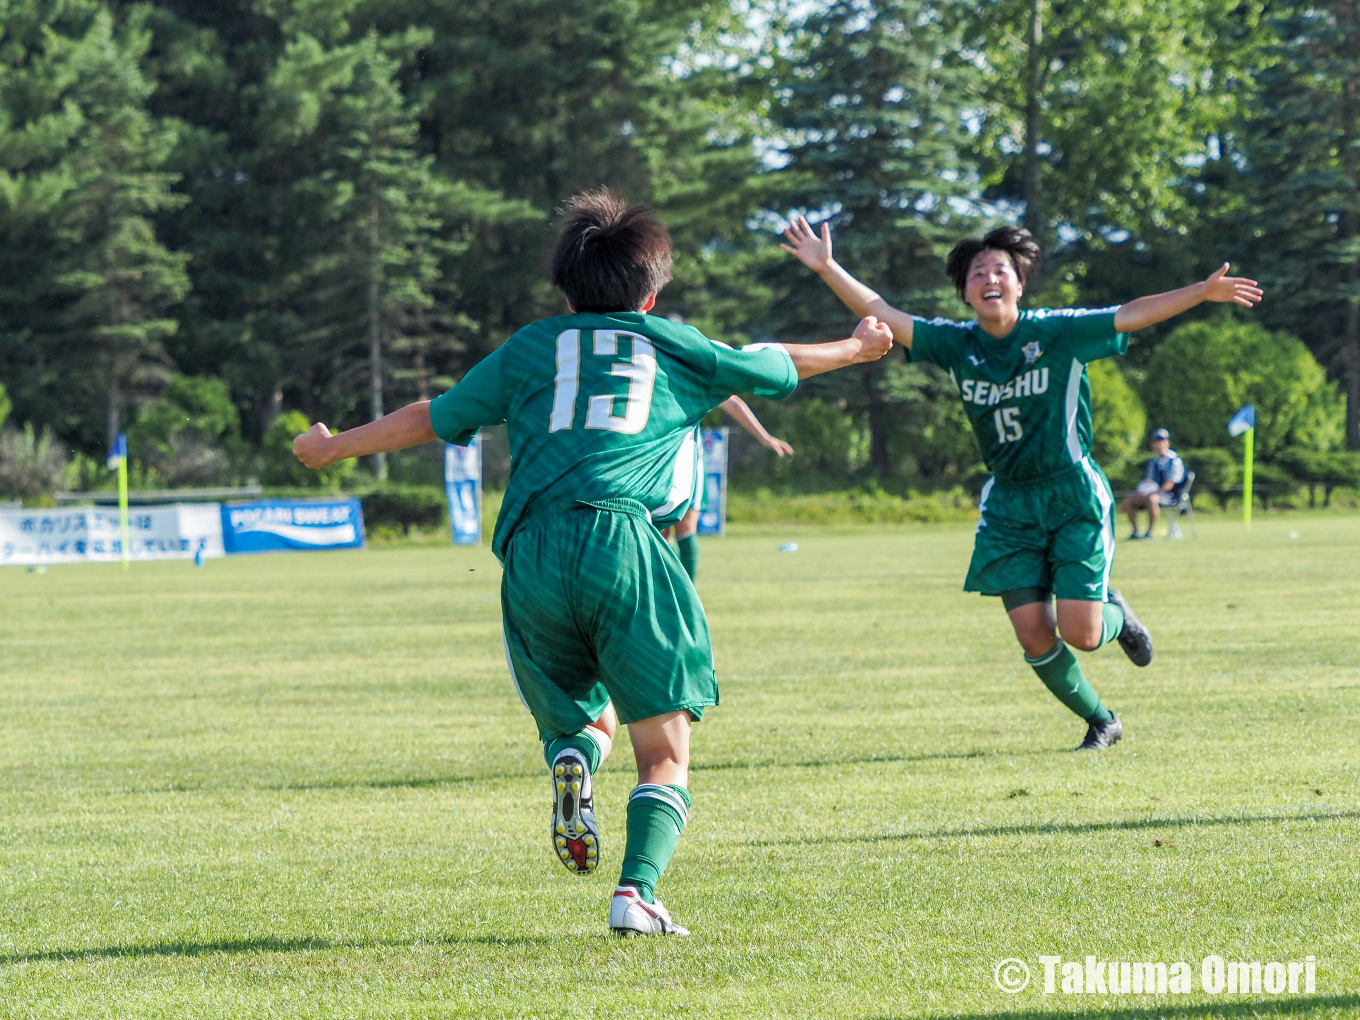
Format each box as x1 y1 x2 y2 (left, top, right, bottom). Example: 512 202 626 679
221 499 365 554
445 438 482 546
695 427 728 537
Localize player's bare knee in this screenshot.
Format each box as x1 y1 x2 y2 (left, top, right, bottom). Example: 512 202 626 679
1060 625 1101 652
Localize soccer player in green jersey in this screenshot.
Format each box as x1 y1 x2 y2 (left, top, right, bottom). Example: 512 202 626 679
293 190 894 935
782 216 1262 750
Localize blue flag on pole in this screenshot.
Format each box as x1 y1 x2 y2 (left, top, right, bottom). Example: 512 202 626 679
1227 405 1256 437
106 432 127 470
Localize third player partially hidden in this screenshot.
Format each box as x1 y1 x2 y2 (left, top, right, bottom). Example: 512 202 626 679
783 216 1263 751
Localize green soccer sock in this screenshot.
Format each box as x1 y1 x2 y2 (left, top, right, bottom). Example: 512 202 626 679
618 784 690 903
1096 600 1125 649
1026 641 1113 723
543 727 607 773
676 534 700 581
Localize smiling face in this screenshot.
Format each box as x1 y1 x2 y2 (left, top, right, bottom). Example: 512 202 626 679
963 249 1024 322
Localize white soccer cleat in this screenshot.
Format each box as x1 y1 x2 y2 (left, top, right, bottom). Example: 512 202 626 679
549 750 599 875
609 886 689 936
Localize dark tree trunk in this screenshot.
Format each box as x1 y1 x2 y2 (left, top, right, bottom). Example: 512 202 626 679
1021 0 1045 254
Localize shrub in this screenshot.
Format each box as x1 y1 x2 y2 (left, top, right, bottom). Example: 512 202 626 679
1141 316 1343 459
1178 447 1237 503
0 424 70 503
1088 359 1147 478
1277 449 1360 507
356 483 447 534
261 411 355 489
129 375 240 487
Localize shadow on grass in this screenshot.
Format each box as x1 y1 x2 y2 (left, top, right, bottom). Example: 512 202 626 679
213 747 1050 795
745 808 1360 848
0 932 558 967
882 994 1360 1019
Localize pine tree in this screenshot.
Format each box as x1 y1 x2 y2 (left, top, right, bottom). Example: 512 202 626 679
0 3 188 450
761 0 983 478
293 34 444 478
1249 1 1360 449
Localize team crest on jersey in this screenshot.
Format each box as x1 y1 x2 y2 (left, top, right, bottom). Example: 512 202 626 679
1022 340 1042 365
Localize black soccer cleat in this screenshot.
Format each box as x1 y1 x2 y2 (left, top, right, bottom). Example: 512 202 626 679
1108 589 1153 667
1077 711 1123 751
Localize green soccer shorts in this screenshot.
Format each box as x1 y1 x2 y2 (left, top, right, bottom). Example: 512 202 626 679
499 498 718 740
966 458 1116 602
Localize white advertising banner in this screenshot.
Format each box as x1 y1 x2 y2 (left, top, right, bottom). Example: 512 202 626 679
0 504 226 566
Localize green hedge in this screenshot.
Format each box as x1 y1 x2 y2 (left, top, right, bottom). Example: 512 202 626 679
725 487 979 526
355 484 448 534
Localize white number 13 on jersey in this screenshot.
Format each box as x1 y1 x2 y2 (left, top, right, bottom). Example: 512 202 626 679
993 406 1023 444
549 329 657 434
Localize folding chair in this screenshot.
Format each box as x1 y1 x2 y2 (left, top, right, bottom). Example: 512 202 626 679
1166 470 1197 539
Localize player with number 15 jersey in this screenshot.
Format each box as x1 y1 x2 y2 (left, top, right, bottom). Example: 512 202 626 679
783 215 1262 752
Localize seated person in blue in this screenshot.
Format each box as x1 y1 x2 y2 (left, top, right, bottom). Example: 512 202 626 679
1122 428 1186 540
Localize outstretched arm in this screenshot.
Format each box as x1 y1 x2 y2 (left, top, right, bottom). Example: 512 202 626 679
294 400 436 469
783 316 895 380
721 396 793 456
781 215 917 348
1114 264 1263 333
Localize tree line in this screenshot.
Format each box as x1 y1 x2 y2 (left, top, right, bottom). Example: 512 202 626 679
0 0 1357 501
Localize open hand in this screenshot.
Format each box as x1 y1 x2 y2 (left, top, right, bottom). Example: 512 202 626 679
293 422 335 469
1203 264 1263 308
780 215 834 272
851 315 894 362
761 436 794 457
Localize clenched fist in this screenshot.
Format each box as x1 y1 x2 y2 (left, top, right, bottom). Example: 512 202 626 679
293 422 335 469
850 316 894 362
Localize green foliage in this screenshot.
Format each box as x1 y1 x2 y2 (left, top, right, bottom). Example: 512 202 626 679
1251 461 1298 510
1087 359 1147 478
764 398 869 487
261 411 355 489
1278 449 1360 507
0 382 10 429
355 482 446 534
1178 447 1238 502
1141 317 1343 459
1249 2 1360 448
963 0 1257 251
0 0 1352 493
0 423 70 502
127 375 240 486
727 487 978 525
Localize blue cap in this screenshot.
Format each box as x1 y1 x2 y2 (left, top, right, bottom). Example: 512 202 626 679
1149 428 1170 441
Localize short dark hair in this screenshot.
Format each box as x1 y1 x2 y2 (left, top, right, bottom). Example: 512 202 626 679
945 226 1042 299
550 189 673 313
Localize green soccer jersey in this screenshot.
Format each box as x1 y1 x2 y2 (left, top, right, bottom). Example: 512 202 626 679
429 311 798 560
908 308 1128 485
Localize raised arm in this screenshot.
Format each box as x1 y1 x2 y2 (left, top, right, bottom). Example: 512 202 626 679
1113 264 1263 333
783 316 894 380
781 215 917 347
293 400 436 469
721 396 793 456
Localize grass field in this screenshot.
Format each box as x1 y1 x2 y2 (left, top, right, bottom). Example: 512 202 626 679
1 514 1357 1019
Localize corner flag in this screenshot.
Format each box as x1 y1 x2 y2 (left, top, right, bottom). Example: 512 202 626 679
1228 405 1255 530
108 432 130 569
1227 405 1255 437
